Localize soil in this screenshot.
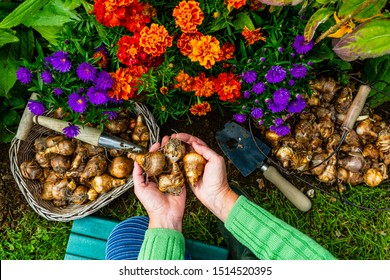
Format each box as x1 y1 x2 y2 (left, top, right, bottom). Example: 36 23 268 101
1 103 390 233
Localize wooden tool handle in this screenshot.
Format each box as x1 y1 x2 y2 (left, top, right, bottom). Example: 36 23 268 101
15 92 39 141
342 85 371 131
33 115 101 146
263 166 312 212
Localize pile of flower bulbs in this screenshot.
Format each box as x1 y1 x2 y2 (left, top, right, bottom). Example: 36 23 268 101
19 110 148 207
265 76 390 189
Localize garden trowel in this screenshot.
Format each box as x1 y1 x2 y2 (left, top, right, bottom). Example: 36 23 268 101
216 121 312 212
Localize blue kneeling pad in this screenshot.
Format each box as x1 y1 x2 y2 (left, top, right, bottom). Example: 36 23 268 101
64 215 229 260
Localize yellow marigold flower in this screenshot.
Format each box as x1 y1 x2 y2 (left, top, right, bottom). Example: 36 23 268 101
173 0 204 33
225 0 246 11
242 26 266 46
328 12 355 38
159 86 169 95
188 35 220 69
189 101 212 116
139 23 173 57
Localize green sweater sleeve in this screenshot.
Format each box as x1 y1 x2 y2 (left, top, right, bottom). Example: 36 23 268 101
225 196 337 260
137 228 185 260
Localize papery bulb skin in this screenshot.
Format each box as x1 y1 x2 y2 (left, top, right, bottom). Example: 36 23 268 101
164 138 186 163
91 174 126 194
158 162 185 195
130 151 166 177
132 114 150 147
183 151 206 186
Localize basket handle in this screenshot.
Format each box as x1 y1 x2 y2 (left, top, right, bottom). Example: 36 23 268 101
15 92 39 141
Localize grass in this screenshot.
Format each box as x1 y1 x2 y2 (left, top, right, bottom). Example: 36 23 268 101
1 181 389 260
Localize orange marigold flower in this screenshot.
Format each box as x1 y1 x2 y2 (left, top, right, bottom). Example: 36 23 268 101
217 42 235 62
94 0 134 28
160 86 169 95
139 23 173 57
225 0 246 11
123 2 152 33
188 35 220 69
173 0 204 33
117 34 142 66
142 3 157 18
177 32 203 56
189 101 212 116
92 51 108 69
242 25 266 46
174 70 195 92
214 72 241 102
193 73 215 98
108 66 148 100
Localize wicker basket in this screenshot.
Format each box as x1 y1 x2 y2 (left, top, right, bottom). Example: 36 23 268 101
9 103 159 222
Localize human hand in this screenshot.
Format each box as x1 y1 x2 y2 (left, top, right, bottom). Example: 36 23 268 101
171 133 238 222
133 142 186 232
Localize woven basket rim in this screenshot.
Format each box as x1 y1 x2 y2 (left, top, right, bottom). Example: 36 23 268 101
9 102 159 222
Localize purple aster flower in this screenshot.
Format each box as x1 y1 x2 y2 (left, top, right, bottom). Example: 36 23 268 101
287 96 306 113
16 67 33 84
278 47 283 53
77 62 97 82
27 100 45 116
290 64 307 79
265 66 286 83
241 70 257 84
103 111 118 121
87 87 108 105
63 123 80 138
251 108 263 119
260 57 266 62
254 99 259 104
41 70 53 84
68 92 88 113
270 124 291 136
95 70 114 91
308 61 313 66
252 82 266 95
108 96 124 104
267 100 288 113
233 113 247 124
78 88 85 93
274 118 284 126
288 80 295 87
44 56 52 67
51 51 72 72
243 90 251 99
273 88 290 104
53 88 63 96
292 35 314 55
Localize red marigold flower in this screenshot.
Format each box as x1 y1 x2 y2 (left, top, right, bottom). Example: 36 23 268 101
117 34 144 66
242 26 266 46
173 0 204 33
188 35 220 69
108 66 148 100
189 101 212 116
193 73 215 97
122 2 151 33
177 32 202 56
93 0 129 28
214 72 242 102
225 0 247 11
174 70 195 92
139 23 173 57
217 42 235 61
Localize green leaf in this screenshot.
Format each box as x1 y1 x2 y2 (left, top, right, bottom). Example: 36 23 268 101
19 28 35 62
32 25 63 46
0 43 20 97
304 7 335 41
3 97 26 109
0 0 50 29
364 55 390 107
0 109 20 127
233 12 255 30
339 0 387 21
259 0 304 6
0 29 19 47
333 18 390 61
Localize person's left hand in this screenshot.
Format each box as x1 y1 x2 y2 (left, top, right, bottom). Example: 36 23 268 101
133 140 186 232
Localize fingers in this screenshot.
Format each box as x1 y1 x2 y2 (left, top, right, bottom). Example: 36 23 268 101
149 142 161 152
132 162 146 188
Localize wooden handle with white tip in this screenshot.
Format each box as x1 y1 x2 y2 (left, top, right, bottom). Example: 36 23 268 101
262 165 312 212
342 85 371 131
15 92 39 141
32 115 101 146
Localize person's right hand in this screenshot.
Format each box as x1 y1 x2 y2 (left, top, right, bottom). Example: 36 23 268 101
171 133 239 222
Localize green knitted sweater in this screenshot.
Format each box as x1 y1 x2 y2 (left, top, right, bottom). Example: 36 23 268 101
138 196 336 260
